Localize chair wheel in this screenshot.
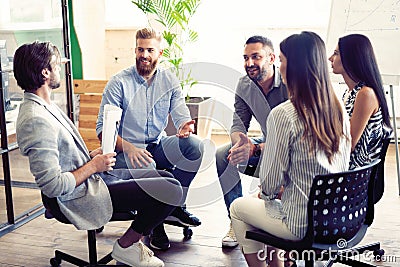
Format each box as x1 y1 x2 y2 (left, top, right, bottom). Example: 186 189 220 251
183 227 193 239
50 257 61 267
373 249 385 261
96 226 104 233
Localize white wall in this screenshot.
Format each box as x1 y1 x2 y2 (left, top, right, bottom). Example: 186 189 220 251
75 0 332 80
73 0 400 131
187 0 332 73
186 0 332 131
73 0 147 79
72 0 106 79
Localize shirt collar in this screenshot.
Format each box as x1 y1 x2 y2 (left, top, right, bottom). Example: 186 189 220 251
272 64 283 89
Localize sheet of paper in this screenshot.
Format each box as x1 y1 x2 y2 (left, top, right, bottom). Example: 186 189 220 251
101 104 122 154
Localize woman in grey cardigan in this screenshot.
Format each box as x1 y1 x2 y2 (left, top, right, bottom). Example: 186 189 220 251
14 41 182 267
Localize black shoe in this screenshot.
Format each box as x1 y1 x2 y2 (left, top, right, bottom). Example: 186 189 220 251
166 207 201 227
150 225 170 250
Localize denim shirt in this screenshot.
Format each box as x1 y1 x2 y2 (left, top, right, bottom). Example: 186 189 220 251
96 65 191 147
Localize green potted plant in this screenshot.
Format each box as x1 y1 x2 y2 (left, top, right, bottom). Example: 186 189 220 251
132 0 215 138
131 0 199 93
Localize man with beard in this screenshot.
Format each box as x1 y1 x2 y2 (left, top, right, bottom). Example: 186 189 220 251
15 41 184 267
96 28 203 251
216 35 288 248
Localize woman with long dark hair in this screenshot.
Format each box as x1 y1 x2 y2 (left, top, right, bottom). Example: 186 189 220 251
329 34 392 169
230 31 351 267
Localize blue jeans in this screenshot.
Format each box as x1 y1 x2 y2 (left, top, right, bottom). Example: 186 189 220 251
215 136 263 218
115 135 204 201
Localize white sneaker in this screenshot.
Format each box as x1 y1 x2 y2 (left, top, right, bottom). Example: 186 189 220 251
112 240 164 267
222 223 238 248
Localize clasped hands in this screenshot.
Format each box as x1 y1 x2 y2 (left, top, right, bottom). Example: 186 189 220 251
227 132 257 166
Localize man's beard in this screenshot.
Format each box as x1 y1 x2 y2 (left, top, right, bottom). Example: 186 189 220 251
136 57 158 76
49 74 60 89
246 65 268 82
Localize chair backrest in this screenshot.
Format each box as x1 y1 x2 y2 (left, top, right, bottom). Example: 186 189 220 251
372 137 391 204
305 160 380 247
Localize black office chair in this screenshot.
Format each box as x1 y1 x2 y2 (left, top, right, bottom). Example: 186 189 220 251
42 193 195 266
246 160 382 267
371 136 391 204
41 193 136 266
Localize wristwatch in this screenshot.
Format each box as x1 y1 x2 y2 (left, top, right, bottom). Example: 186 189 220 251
253 144 262 157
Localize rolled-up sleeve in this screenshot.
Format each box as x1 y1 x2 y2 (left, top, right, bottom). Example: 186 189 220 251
96 77 124 136
230 91 252 135
169 85 191 129
17 116 76 198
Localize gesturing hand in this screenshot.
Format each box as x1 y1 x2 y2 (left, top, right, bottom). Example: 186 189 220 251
176 120 195 138
227 132 252 165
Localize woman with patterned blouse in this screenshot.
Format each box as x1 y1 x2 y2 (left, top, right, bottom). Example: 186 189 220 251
329 34 392 169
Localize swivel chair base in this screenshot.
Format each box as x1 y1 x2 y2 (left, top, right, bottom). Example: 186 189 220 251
49 230 115 267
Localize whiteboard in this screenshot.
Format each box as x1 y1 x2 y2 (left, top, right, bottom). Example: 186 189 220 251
326 0 400 85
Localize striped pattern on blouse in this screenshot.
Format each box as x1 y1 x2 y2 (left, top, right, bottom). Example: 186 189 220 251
259 100 351 239
343 82 387 169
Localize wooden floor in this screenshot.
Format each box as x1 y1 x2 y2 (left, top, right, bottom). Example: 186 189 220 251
0 137 400 266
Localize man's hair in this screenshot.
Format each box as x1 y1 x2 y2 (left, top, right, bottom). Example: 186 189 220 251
135 27 163 43
245 35 274 52
13 41 60 93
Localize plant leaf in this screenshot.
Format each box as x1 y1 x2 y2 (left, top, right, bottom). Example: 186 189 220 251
131 0 201 90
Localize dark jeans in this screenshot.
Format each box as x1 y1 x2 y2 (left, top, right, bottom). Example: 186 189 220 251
115 135 204 200
215 136 263 218
43 169 183 236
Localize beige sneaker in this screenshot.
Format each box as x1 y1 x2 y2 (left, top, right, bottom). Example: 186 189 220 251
112 240 164 267
222 223 238 248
